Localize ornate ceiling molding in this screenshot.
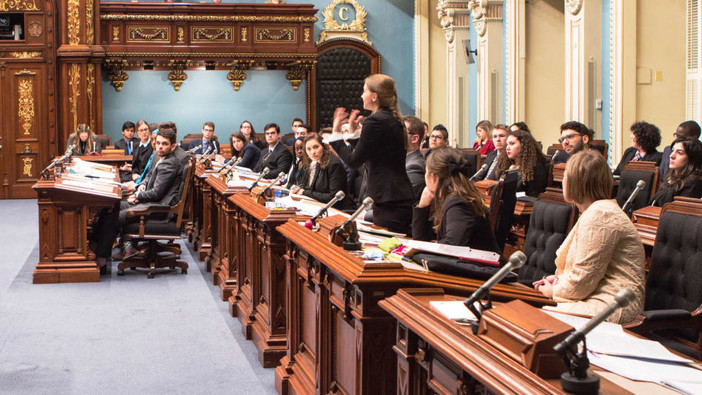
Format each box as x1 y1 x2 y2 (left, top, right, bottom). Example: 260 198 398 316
100 14 317 23
436 0 470 44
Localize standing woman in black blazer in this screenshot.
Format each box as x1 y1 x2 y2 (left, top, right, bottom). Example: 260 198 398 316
291 134 353 210
331 74 414 234
496 129 548 197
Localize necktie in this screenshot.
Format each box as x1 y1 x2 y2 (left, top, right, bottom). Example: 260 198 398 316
135 154 153 186
632 151 643 162
486 152 499 179
127 141 132 155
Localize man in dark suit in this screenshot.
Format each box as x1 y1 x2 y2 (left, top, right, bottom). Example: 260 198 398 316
473 123 508 181
284 118 304 146
114 121 139 155
403 115 426 203
660 120 701 179
253 123 293 179
95 128 183 266
120 121 154 182
188 121 220 155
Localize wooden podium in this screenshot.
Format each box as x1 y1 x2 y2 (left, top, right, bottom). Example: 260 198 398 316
32 178 121 283
274 219 551 395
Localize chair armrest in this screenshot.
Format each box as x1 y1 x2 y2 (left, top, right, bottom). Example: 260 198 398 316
517 196 538 204
125 204 174 217
625 307 702 333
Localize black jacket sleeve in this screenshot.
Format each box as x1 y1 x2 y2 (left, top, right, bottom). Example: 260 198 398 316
523 162 548 198
239 144 260 169
412 205 437 242
440 201 478 246
303 160 348 203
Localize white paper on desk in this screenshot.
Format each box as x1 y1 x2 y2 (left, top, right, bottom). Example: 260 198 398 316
545 311 693 364
61 179 96 189
357 222 406 238
663 379 702 395
430 301 477 322
588 352 702 383
227 179 254 189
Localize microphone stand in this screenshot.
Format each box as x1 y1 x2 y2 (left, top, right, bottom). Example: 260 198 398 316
335 197 373 251
557 338 599 395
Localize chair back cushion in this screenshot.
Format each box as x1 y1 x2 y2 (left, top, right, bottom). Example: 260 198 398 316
616 169 656 212
459 149 478 177
492 171 518 251
518 199 574 285
647 210 702 342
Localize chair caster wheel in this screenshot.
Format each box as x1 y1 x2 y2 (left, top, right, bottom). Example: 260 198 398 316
130 267 137 271
117 269 125 276
147 272 155 279
182 269 187 274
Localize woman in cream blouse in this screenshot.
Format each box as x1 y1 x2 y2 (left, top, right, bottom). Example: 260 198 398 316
533 150 646 324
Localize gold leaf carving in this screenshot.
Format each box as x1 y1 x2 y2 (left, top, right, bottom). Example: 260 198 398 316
193 27 232 41
167 60 189 92
68 64 80 131
86 0 94 44
129 27 168 41
318 0 371 45
105 59 128 92
102 14 317 23
304 28 310 43
177 27 184 43
241 27 248 42
105 51 316 59
67 0 80 45
286 63 311 91
27 21 41 37
227 62 252 92
87 64 95 132
17 78 34 135
22 157 33 177
0 0 39 12
256 28 295 42
9 51 41 59
112 26 119 41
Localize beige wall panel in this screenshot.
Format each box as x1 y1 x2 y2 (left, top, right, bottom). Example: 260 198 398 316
428 0 448 129
524 0 565 146
636 0 686 147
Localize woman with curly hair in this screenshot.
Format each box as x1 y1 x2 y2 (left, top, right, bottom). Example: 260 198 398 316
650 137 702 206
614 121 663 175
413 147 500 251
495 129 548 197
472 120 495 155
291 134 353 210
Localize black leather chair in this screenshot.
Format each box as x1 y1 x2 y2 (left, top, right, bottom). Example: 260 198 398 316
118 163 193 278
490 170 518 252
517 189 578 286
626 198 702 359
615 161 659 214
459 148 480 178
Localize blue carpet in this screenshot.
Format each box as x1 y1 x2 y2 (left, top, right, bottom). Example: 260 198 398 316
0 200 276 394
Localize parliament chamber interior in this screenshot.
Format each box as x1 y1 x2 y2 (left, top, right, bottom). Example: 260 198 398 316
1 0 702 394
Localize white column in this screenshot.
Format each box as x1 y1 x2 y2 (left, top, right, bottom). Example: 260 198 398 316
504 0 525 125
414 0 431 120
471 1 503 125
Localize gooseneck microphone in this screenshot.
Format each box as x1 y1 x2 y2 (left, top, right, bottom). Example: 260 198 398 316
335 196 373 250
259 172 286 196
248 167 270 191
41 145 75 178
463 251 526 313
309 191 345 227
470 163 488 181
554 288 636 394
187 144 202 154
220 157 243 176
554 288 636 355
621 180 646 214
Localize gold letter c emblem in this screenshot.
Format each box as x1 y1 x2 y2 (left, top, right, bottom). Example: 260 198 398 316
338 6 349 21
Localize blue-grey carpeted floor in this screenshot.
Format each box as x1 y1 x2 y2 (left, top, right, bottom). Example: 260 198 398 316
0 199 276 394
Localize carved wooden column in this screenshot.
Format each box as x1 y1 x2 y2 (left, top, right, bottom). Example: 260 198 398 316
469 1 503 126
57 0 103 141
437 0 471 147
564 0 601 127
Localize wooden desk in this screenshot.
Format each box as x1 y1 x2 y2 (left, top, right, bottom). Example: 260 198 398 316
63 154 133 167
379 288 646 395
228 192 298 367
205 175 247 300
274 219 551 395
631 205 662 247
192 165 219 262
503 199 534 258
32 175 121 283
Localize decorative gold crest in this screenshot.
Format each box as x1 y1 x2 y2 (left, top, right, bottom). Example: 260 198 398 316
22 157 33 177
318 0 370 45
17 78 34 135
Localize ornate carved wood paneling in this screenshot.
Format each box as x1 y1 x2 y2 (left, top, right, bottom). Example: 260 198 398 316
0 0 57 198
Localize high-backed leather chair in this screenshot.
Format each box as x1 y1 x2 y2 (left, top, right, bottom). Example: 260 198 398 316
625 198 702 359
517 188 578 286
95 134 111 150
118 163 193 278
458 148 480 178
615 161 659 214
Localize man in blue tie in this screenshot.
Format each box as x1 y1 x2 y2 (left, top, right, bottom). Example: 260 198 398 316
188 121 220 155
114 121 138 155
253 123 293 179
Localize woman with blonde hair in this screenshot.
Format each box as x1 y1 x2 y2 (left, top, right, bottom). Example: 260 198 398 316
331 74 414 234
413 148 500 252
533 150 645 324
66 124 100 156
472 120 495 155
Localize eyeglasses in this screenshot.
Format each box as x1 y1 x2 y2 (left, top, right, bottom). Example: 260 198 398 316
430 134 444 140
558 133 581 143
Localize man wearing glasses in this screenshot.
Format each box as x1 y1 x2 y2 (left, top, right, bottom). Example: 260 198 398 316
553 121 593 164
423 124 449 158
659 120 701 178
253 123 293 179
